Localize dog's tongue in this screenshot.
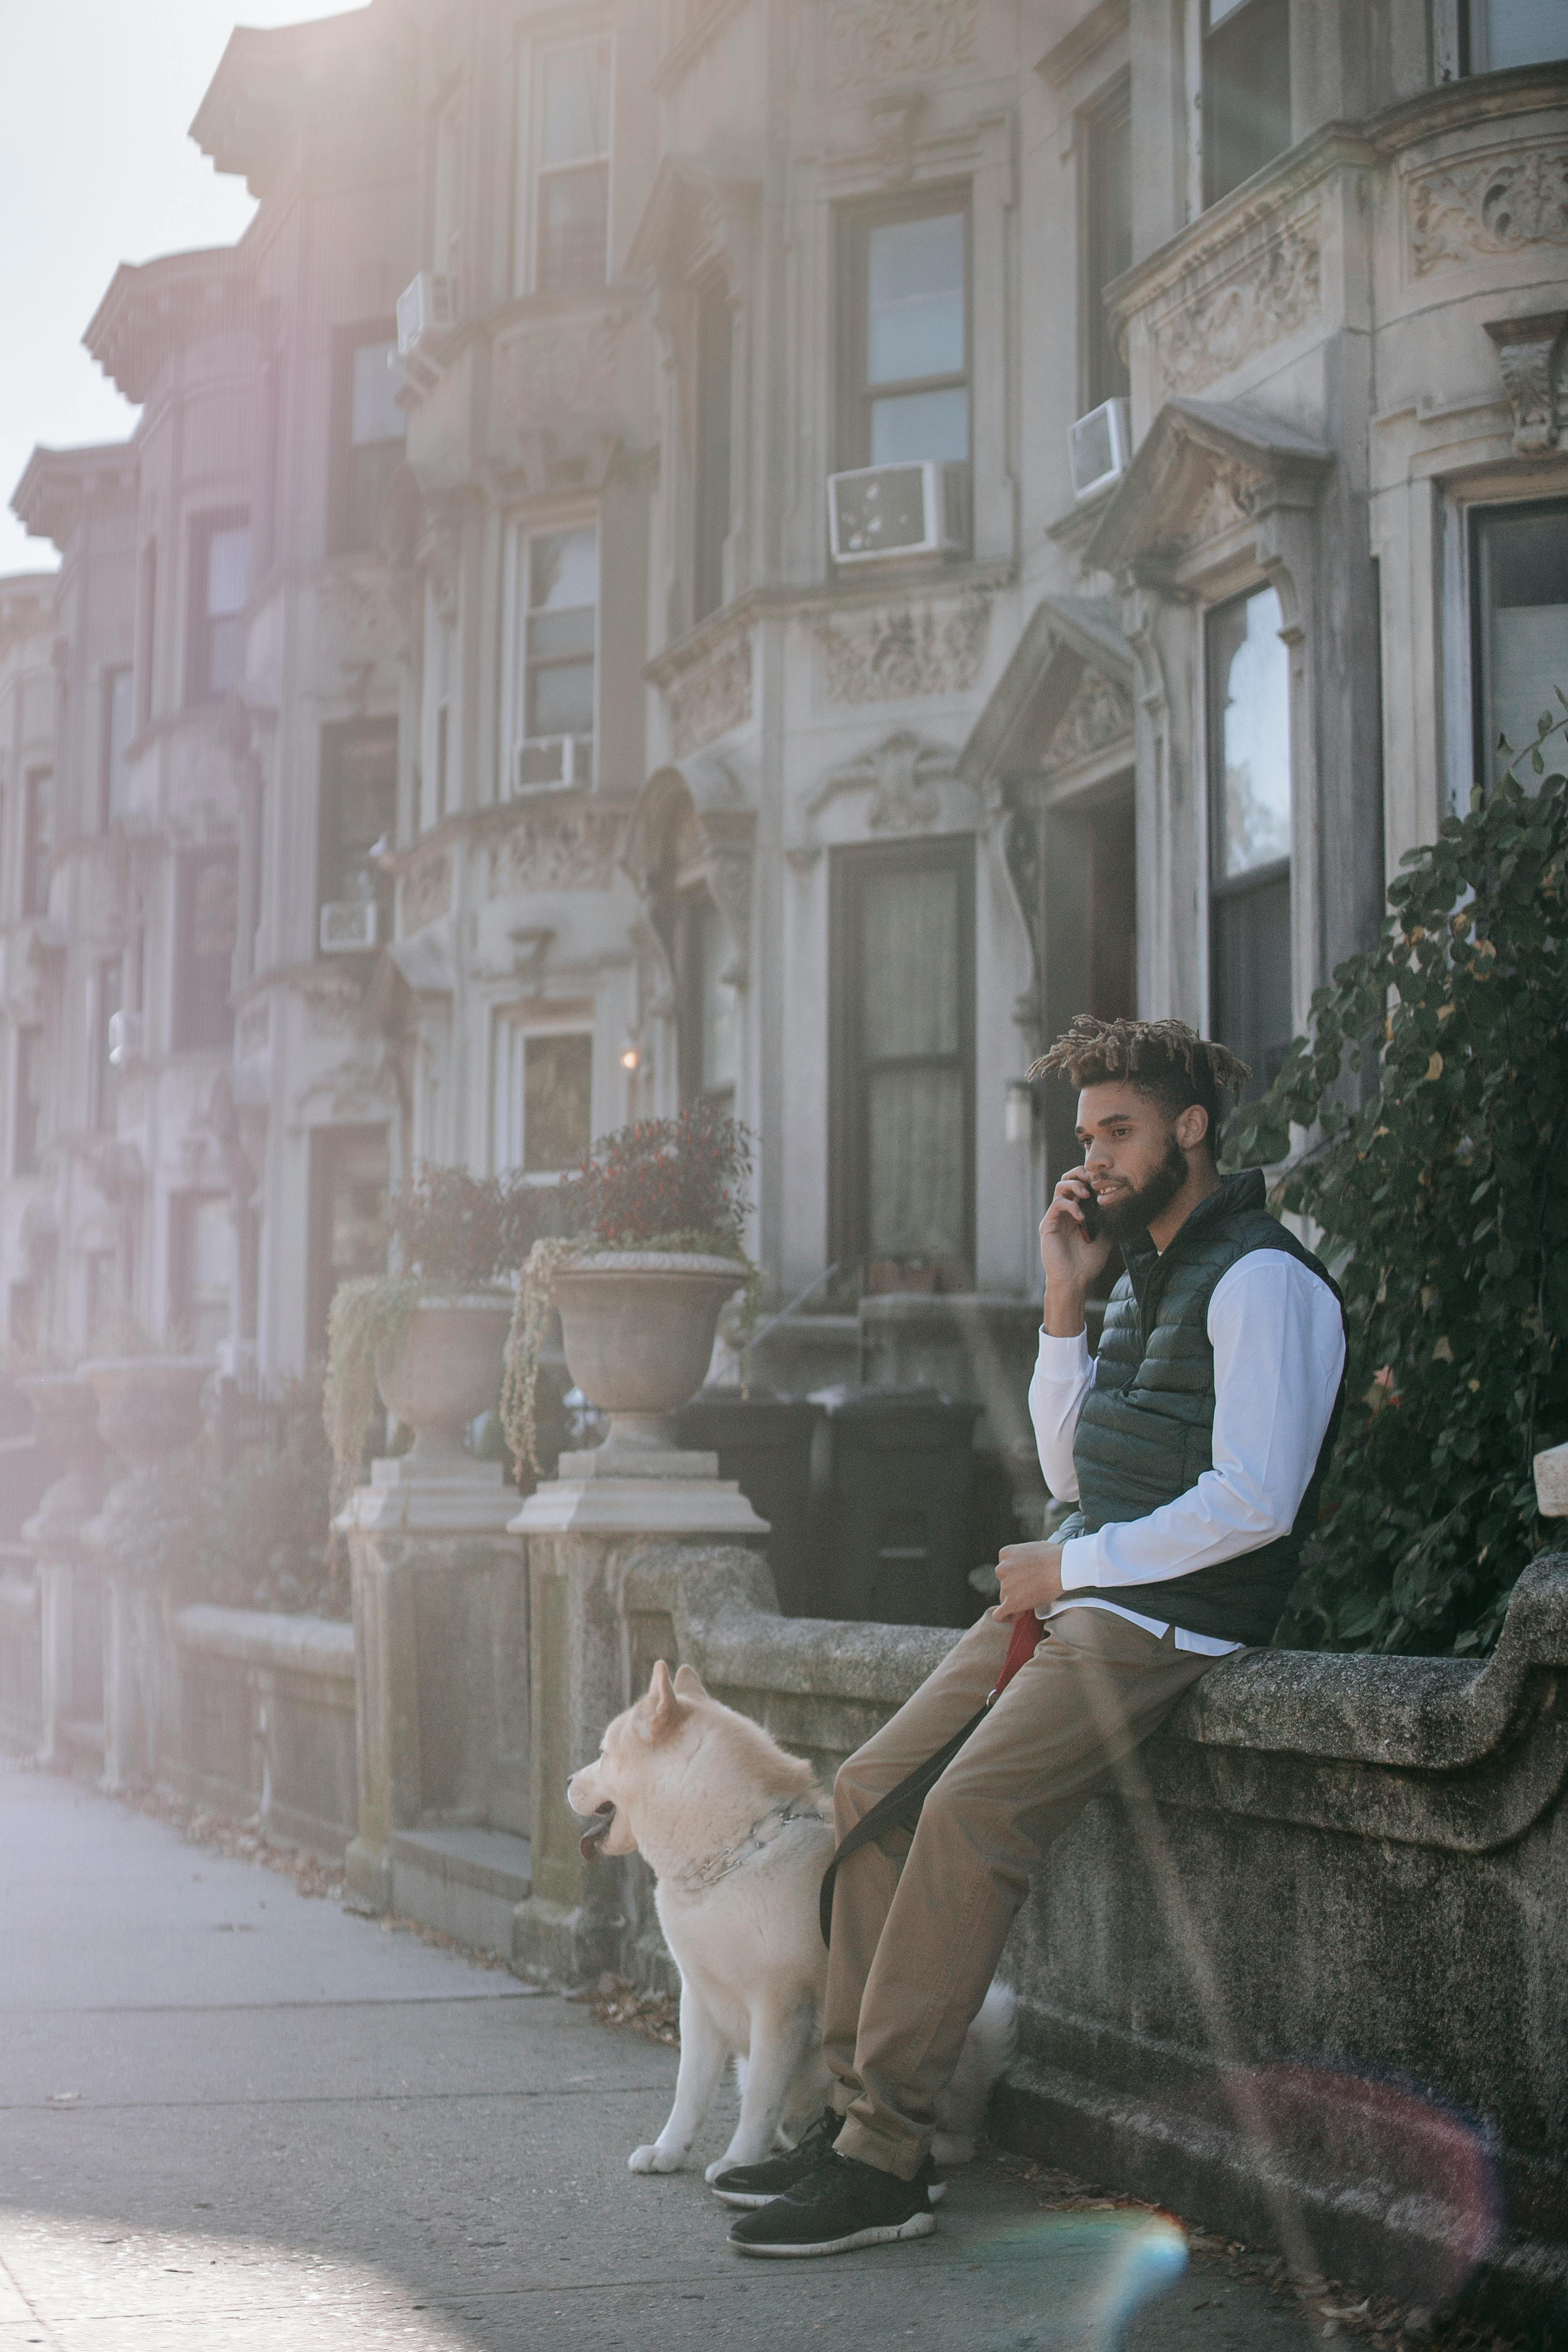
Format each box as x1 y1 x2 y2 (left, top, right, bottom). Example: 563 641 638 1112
579 1804 615 1862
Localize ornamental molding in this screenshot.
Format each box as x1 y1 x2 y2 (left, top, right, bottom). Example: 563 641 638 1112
667 628 753 757
825 0 980 89
1043 667 1134 768
399 850 452 935
1484 311 1566 454
1407 141 1568 277
801 731 959 857
1152 214 1321 398
290 970 366 1039
486 804 623 899
623 762 756 986
493 307 631 429
816 593 991 704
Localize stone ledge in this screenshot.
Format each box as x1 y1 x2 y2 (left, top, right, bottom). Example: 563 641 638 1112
171 1604 355 1680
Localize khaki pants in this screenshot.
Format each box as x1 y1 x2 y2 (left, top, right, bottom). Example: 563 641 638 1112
827 1605 1218 2180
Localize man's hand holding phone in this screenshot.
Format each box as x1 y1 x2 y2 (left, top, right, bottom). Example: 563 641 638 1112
1039 1170 1112 1337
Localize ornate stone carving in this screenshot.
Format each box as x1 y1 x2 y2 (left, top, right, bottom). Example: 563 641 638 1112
1407 145 1568 277
293 971 365 1038
486 805 622 899
817 594 990 705
324 565 409 657
826 0 979 88
1484 312 1566 454
1153 217 1321 397
667 630 753 757
1181 458 1257 550
400 850 452 934
493 310 628 431
1044 668 1134 770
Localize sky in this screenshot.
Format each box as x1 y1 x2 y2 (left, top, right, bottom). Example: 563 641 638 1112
0 0 358 576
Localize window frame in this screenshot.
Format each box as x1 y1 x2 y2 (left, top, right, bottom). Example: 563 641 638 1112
492 1012 595 1180
329 324 405 559
21 765 52 918
1201 0 1292 211
13 1027 43 1177
523 28 615 299
100 665 134 829
1082 74 1132 413
835 184 973 478
317 718 398 950
828 834 976 1283
171 846 239 1053
1468 494 1568 799
186 509 251 706
504 516 600 794
1204 581 1294 1100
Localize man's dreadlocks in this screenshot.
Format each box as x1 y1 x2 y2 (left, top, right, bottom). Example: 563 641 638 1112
1029 1016 1250 1137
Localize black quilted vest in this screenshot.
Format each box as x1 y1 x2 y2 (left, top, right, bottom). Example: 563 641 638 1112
1061 1167 1345 1648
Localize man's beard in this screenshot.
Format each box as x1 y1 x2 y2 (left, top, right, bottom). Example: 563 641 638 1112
1094 1134 1189 1245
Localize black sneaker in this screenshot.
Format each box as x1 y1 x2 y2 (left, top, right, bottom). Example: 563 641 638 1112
727 2151 938 2258
709 2108 842 2208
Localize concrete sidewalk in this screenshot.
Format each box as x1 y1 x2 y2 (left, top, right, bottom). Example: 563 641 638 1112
0 1758 1310 2350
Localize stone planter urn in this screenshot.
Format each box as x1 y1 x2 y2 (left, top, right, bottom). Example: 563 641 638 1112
79 1355 211 1793
553 1252 746 1454
374 1294 512 1465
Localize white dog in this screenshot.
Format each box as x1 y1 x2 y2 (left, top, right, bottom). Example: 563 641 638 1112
567 1658 1015 2185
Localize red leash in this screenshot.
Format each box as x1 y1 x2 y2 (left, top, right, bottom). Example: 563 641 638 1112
989 1608 1046 1701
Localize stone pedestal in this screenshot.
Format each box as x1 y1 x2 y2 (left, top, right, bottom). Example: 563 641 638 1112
339 1456 528 1915
508 1446 766 1984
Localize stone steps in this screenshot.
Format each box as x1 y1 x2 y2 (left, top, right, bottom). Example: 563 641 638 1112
388 1824 532 1960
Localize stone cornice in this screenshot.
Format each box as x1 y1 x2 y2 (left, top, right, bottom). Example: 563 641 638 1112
643 561 1017 689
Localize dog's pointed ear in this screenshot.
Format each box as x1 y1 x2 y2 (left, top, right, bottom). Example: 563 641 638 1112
645 1658 685 1741
673 1662 706 1701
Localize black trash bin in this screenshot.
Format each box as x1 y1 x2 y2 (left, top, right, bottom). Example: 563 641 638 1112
812 1386 980 1628
674 1388 824 1615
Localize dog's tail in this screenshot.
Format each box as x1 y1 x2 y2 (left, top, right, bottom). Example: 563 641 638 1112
930 1980 1018 2166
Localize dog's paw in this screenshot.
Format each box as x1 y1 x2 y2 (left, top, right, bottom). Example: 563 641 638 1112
703 2156 735 2183
629 2143 685 2174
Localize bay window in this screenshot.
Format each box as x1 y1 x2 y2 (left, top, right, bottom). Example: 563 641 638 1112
1207 584 1293 1099
335 334 404 555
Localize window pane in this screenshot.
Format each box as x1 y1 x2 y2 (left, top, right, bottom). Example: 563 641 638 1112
870 388 969 465
351 342 405 446
698 900 737 1094
348 441 401 552
527 605 596 662
542 40 611 166
860 865 960 1059
523 1033 593 1174
208 614 247 697
530 527 599 611
1479 0 1567 68
107 669 134 820
538 161 609 292
867 214 965 385
530 658 595 738
207 526 250 619
1214 585 1291 877
1477 506 1568 788
180 1197 233 1355
1203 0 1291 206
1212 869 1292 1101
867 1066 965 1260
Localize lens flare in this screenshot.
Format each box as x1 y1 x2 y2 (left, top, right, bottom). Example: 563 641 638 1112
962 2208 1189 2349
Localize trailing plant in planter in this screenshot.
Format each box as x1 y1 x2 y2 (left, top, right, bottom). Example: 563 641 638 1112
1222 709 1568 1657
501 1102 760 1473
324 1165 570 1506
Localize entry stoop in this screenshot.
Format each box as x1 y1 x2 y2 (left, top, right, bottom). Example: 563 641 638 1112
388 1827 532 1961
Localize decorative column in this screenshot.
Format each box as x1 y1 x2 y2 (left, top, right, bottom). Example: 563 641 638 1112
21 1376 105 1773
338 1298 527 1915
81 1357 210 1794
509 1437 765 1985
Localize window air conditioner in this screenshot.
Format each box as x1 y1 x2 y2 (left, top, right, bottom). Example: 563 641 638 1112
516 735 594 792
828 461 967 564
396 272 456 357
106 1009 143 1070
1068 398 1132 502
319 899 379 954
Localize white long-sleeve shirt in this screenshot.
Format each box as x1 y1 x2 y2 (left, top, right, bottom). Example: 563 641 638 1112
1028 1250 1346 1656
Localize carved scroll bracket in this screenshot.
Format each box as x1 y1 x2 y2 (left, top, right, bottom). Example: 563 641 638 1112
1484 311 1567 455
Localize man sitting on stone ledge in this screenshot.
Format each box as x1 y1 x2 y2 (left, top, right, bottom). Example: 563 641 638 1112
721 1016 1348 2260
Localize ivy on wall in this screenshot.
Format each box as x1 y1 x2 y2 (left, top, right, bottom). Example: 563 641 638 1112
1223 707 1568 1657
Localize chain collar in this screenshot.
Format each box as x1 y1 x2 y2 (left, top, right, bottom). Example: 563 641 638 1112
665 1803 828 1900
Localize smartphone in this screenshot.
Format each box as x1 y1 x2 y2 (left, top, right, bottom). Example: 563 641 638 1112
1078 1187 1100 1241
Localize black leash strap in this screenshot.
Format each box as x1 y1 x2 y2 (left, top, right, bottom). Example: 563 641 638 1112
817 1703 988 1948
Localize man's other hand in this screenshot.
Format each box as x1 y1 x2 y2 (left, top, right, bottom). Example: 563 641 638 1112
995 1540 1064 1622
